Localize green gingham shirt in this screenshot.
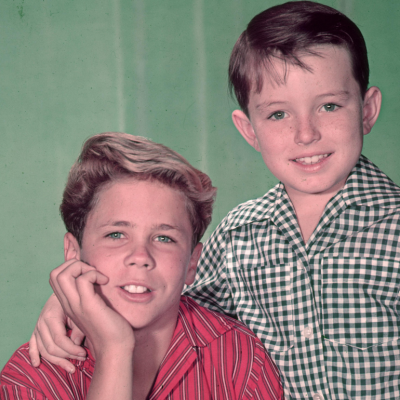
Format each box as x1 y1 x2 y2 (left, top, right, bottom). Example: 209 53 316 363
185 155 400 400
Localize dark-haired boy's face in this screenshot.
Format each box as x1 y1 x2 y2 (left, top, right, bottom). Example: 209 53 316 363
233 45 381 203
72 178 202 333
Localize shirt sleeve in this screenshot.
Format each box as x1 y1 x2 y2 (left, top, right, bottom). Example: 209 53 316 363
1 385 48 400
184 217 237 317
247 341 283 400
0 343 87 400
1 346 48 400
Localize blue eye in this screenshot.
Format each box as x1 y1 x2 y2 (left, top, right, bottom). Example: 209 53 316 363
156 235 173 243
268 111 286 120
322 103 339 112
107 232 123 240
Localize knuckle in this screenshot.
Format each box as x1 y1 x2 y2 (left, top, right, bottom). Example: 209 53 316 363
44 342 56 355
49 269 58 281
53 334 65 347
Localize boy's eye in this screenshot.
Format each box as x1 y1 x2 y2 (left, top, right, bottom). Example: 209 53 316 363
268 111 286 120
322 103 339 112
107 232 124 240
155 235 173 243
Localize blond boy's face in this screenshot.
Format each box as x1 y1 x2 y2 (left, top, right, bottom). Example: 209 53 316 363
233 45 381 202
75 178 201 333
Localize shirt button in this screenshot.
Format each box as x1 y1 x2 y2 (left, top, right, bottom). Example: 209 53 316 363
313 393 324 400
302 326 313 338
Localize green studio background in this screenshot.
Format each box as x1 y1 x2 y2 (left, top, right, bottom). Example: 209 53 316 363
1 0 399 368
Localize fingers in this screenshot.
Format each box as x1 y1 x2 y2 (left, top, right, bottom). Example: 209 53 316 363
50 261 110 341
57 267 109 314
28 332 41 367
50 260 107 320
39 309 87 355
28 293 87 370
34 328 78 374
30 322 86 373
74 270 109 302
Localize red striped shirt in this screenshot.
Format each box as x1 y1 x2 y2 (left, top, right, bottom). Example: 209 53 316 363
1 296 282 399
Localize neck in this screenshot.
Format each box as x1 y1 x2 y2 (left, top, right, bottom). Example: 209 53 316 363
133 318 177 369
286 187 342 244
86 314 178 400
131 317 178 399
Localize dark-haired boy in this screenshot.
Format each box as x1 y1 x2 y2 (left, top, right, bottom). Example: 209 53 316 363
26 2 400 399
0 133 282 400
188 2 400 399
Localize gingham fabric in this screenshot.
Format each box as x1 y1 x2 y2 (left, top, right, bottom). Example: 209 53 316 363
185 155 400 400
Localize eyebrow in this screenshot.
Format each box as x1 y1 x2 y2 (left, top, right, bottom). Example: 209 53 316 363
99 220 133 228
255 90 351 111
316 91 351 100
154 223 181 231
99 221 181 232
255 101 287 111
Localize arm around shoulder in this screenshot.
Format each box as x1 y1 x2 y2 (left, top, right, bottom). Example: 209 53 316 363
251 340 283 400
184 218 235 315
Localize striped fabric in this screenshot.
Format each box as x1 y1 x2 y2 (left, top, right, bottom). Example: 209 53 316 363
1 296 282 400
185 155 400 400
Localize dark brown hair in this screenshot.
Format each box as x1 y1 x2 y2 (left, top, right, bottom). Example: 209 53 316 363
60 132 216 248
229 1 369 116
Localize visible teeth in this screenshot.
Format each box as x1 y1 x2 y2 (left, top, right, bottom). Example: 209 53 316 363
295 153 329 165
122 285 150 294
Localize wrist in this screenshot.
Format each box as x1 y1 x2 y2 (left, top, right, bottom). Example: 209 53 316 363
87 337 135 362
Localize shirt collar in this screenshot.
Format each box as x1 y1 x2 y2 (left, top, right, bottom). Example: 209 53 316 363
225 155 400 232
341 155 400 208
176 296 232 348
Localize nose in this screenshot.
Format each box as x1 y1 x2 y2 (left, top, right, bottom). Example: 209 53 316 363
124 243 155 270
294 116 321 146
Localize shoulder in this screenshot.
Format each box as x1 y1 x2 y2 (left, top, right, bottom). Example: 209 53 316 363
179 297 282 399
1 342 48 397
346 156 400 208
180 296 268 347
1 341 92 399
214 183 282 235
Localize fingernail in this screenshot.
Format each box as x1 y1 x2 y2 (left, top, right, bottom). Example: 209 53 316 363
69 367 75 374
78 352 86 357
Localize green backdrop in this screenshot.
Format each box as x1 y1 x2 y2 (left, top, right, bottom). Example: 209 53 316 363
1 0 399 368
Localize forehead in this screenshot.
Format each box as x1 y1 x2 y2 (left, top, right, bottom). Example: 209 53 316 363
90 178 191 225
248 45 359 107
253 45 354 92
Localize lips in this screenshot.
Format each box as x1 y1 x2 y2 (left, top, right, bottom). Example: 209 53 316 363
121 284 152 294
293 153 330 165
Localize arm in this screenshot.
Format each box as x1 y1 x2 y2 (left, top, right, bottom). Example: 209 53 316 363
248 341 283 400
184 219 236 315
29 292 86 373
50 260 135 400
28 260 88 373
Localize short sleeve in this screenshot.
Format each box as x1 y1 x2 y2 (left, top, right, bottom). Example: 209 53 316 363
184 218 236 316
1 343 90 400
1 344 48 400
247 340 283 400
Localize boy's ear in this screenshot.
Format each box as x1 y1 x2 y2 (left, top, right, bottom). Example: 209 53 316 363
362 86 382 136
64 232 81 262
232 110 261 152
184 243 203 286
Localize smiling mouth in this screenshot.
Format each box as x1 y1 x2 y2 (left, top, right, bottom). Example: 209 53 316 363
121 285 152 294
294 153 330 165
